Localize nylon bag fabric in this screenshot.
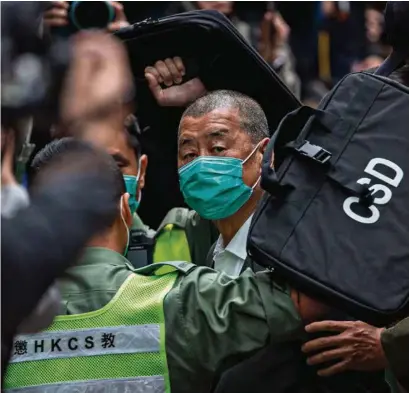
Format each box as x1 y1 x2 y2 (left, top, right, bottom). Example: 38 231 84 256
248 71 409 326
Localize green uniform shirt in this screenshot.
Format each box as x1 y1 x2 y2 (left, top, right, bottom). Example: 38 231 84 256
58 247 302 393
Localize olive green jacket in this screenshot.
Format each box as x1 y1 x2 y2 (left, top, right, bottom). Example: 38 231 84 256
58 247 302 393
381 317 409 392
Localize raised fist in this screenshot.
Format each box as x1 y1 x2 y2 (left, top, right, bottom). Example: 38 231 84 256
145 57 206 107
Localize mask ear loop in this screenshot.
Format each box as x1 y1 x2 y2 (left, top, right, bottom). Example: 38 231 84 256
136 157 142 179
120 196 130 256
135 156 142 202
242 141 263 165
242 141 263 189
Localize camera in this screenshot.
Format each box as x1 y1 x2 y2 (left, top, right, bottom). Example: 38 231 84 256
70 1 115 30
1 2 70 126
1 1 70 177
52 1 116 37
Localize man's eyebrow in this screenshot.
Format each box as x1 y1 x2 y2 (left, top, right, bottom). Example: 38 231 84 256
208 129 229 138
111 152 130 166
179 137 194 147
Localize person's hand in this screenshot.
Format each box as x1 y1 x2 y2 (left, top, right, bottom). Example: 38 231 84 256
43 1 129 32
259 11 290 63
60 31 133 131
1 129 17 187
43 1 69 28
302 320 387 376
145 57 207 107
106 1 130 32
271 12 290 49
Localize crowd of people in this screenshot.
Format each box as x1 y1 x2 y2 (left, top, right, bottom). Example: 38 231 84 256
1 2 408 393
122 1 388 104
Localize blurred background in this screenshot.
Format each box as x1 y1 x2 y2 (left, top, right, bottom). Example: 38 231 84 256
123 1 389 106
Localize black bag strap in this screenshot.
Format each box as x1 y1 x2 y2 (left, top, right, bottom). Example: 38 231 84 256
375 48 409 77
261 136 291 196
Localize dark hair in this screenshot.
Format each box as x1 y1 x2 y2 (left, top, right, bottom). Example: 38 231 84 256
124 114 142 160
31 137 125 199
180 90 269 143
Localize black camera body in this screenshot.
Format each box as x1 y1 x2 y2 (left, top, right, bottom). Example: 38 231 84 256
52 1 115 37
1 2 70 129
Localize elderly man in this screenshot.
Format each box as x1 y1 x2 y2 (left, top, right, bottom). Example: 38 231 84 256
144 57 388 393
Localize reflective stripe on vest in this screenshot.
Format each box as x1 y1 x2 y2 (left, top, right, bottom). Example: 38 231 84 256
6 375 164 393
4 271 178 393
9 324 160 363
154 225 191 276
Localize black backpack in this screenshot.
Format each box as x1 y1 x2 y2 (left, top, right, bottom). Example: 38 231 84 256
248 67 409 327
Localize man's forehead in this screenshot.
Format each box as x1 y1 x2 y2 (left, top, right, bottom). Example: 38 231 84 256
180 107 241 131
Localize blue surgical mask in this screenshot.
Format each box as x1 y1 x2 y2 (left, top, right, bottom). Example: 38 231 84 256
178 143 261 220
123 159 141 215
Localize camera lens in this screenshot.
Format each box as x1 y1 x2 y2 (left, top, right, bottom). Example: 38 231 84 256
70 1 114 30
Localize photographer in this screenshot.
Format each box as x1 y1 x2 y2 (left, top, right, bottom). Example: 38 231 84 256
1 0 134 374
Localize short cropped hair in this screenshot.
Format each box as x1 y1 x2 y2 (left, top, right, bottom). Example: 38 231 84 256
180 90 269 143
31 138 125 199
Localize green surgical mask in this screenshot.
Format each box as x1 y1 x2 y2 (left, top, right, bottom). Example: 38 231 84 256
123 159 142 215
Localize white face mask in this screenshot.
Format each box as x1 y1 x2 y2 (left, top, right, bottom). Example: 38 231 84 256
1 183 30 218
120 196 130 256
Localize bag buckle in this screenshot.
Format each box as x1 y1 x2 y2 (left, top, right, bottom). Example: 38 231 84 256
297 141 332 164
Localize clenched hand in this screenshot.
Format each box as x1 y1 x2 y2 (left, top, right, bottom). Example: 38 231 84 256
145 57 206 107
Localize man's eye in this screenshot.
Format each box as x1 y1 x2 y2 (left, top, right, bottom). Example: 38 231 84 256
212 146 226 153
183 153 197 161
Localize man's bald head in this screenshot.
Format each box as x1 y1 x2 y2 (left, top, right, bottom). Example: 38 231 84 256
180 90 269 143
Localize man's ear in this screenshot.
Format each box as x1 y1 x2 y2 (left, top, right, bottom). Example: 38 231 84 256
137 154 148 195
121 193 133 227
258 138 272 173
259 137 270 154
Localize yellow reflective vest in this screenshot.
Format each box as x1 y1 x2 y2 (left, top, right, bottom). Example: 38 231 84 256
4 265 181 393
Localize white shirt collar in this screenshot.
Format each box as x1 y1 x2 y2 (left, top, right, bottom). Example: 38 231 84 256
213 214 253 276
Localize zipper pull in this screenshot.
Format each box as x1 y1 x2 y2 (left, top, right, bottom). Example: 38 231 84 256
133 17 158 29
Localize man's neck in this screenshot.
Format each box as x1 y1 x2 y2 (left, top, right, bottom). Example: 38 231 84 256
87 232 124 255
214 192 259 247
